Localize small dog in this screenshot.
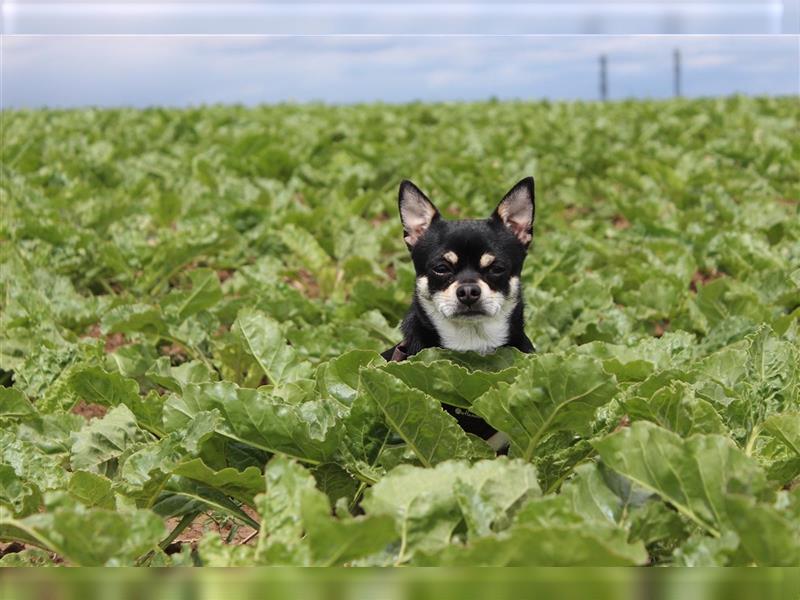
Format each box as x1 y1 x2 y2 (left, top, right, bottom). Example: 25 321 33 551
381 177 536 445
382 177 535 362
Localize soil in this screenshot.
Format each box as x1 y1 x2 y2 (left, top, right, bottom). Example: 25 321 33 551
163 506 260 554
82 323 128 353
71 400 108 420
611 214 631 230
285 268 321 298
689 269 723 293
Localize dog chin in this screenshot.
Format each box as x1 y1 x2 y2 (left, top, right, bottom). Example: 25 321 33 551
440 304 497 319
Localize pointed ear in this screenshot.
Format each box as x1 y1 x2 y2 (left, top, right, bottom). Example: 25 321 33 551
399 180 439 248
492 177 535 247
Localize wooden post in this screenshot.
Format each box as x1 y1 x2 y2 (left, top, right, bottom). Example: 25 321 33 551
599 54 608 101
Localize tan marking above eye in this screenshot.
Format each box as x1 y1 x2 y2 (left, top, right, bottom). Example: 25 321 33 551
480 253 496 268
443 251 458 264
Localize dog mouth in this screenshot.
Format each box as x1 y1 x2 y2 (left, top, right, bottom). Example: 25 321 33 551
451 307 487 318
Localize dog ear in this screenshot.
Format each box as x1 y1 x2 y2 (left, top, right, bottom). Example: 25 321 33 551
399 180 439 248
492 177 535 247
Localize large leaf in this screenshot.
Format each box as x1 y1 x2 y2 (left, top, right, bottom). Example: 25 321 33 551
472 354 618 460
380 347 520 408
152 477 260 529
623 381 727 436
0 501 164 566
69 366 165 435
70 405 148 471
232 308 311 386
0 388 36 418
163 268 223 321
362 458 541 561
359 368 476 467
67 471 115 509
0 464 42 517
761 413 800 456
300 486 397 566
254 456 317 565
315 349 382 407
592 421 769 536
415 488 647 566
725 494 800 566
164 381 342 464
171 458 263 505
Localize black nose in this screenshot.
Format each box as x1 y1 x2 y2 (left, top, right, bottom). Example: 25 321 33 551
456 283 481 306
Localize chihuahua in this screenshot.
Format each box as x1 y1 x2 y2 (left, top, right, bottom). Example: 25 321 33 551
381 177 536 445
382 177 535 362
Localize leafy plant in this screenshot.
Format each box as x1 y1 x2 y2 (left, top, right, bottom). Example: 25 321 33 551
0 97 798 565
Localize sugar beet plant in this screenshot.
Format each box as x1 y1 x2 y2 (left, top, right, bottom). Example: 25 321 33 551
1 97 798 566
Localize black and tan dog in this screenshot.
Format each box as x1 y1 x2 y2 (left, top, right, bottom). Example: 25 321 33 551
382 177 536 443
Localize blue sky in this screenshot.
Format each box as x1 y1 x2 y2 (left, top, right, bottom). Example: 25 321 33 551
2 2 798 108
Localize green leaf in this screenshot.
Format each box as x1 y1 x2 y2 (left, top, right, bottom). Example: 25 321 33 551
70 405 147 471
119 411 220 497
0 547 55 566
67 471 115 509
381 348 520 408
164 268 223 321
1 439 70 492
315 350 382 406
101 304 167 336
363 459 541 561
472 353 618 460
0 501 164 566
0 464 42 517
232 308 312 386
145 357 216 393
0 388 36 418
196 533 256 566
69 365 139 406
359 368 476 467
153 477 259 530
68 366 165 435
415 489 648 566
761 413 800 456
576 334 696 383
163 382 342 464
254 456 317 565
300 487 397 566
592 421 769 536
672 531 743 566
172 458 263 506
453 459 542 538
758 413 800 484
725 494 800 566
624 381 727 436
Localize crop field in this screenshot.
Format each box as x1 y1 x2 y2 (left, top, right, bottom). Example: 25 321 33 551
1 97 798 566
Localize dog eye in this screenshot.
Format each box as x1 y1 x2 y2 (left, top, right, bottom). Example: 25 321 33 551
432 263 451 276
488 265 506 275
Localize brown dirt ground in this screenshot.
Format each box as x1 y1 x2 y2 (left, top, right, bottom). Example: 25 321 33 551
164 506 260 553
71 400 108 420
689 269 723 293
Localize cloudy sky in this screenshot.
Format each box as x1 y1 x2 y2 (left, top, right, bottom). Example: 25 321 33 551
2 2 798 108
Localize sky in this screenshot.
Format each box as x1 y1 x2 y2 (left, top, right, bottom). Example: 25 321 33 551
2 2 798 108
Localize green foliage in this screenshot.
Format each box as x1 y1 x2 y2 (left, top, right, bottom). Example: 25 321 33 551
0 97 798 565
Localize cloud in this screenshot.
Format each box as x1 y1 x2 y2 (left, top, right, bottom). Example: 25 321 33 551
2 35 797 109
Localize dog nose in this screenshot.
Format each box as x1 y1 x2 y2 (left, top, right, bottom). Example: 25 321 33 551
456 283 481 306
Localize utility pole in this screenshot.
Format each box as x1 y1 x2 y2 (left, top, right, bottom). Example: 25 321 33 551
673 49 682 97
599 54 608 101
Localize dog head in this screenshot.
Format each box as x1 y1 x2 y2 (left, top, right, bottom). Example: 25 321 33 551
398 178 535 328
